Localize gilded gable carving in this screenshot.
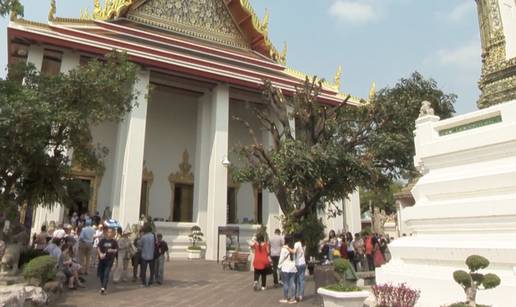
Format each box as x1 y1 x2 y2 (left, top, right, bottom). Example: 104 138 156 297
128 0 249 49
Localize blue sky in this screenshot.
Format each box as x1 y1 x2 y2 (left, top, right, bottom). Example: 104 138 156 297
0 0 481 114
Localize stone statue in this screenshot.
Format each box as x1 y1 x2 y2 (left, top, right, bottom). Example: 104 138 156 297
419 100 435 117
0 243 21 276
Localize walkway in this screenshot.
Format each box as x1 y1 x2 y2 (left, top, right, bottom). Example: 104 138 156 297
55 260 319 307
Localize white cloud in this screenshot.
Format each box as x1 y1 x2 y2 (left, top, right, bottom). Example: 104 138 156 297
446 1 476 23
435 40 481 71
329 0 377 24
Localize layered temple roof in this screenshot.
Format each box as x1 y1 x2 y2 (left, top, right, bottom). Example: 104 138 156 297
8 0 367 105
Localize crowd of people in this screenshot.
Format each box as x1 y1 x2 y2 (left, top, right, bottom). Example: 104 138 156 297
31 211 169 295
320 230 390 271
250 229 306 304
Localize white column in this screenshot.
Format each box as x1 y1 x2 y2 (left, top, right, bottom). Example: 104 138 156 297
60 50 80 73
204 84 229 261
194 93 211 227
26 45 44 71
111 69 150 229
344 190 362 234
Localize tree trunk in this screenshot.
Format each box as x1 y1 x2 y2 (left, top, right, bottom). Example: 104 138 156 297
466 284 477 307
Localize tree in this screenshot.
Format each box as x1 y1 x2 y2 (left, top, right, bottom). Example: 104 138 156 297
0 52 138 225
358 72 456 219
360 182 403 215
374 71 456 179
233 76 421 237
0 0 23 17
453 255 501 306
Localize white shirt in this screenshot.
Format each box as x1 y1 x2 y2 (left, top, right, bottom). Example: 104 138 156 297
294 241 306 266
279 246 297 273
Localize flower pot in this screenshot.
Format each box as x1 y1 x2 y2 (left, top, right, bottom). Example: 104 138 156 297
317 287 370 307
187 249 202 260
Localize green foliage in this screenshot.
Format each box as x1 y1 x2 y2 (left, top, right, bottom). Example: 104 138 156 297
452 255 501 306
333 258 358 282
453 270 471 288
360 182 403 215
281 212 325 259
19 248 48 268
324 284 361 292
0 51 137 217
189 225 203 248
466 255 489 272
0 0 23 17
22 255 57 286
482 273 501 289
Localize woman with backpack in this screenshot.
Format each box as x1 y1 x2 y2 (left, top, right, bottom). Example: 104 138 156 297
251 233 270 290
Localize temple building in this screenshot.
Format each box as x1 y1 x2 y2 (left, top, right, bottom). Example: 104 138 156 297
7 0 363 260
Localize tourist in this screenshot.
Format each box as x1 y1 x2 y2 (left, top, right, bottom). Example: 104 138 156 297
78 220 95 275
338 234 349 260
278 234 297 304
97 227 118 295
132 228 142 282
269 228 284 287
352 233 365 271
373 235 385 267
70 212 79 227
364 234 376 271
251 233 270 291
323 230 338 260
62 242 84 289
34 225 49 250
345 232 357 271
154 233 169 285
92 211 101 226
293 233 306 302
139 223 155 287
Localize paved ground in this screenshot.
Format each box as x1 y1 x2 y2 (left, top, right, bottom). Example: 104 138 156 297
55 260 320 307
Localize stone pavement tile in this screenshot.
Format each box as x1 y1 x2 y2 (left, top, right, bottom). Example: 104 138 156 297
54 260 321 307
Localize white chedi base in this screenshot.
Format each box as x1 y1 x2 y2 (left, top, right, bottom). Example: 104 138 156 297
317 288 370 307
376 101 516 307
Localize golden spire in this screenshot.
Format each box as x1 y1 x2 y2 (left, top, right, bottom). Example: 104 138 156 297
48 0 56 21
368 81 376 103
279 41 287 65
334 65 342 91
262 8 269 36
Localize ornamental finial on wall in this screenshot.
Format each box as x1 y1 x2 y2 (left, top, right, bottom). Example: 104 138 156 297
419 100 435 118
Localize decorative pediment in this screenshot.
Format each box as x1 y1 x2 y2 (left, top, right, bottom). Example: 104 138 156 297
169 149 194 184
127 0 249 49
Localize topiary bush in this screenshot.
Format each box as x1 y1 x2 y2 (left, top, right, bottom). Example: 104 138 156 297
22 255 57 286
19 248 48 269
452 255 501 307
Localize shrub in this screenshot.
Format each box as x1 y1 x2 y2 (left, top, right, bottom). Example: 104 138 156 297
324 284 361 292
19 249 48 269
22 255 57 286
452 255 501 305
372 283 421 307
188 225 203 248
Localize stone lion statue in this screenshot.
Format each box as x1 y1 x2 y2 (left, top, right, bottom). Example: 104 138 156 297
419 100 435 117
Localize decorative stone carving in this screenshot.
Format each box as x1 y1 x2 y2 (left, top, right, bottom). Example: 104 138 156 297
0 243 21 276
419 101 435 118
169 150 194 184
128 0 248 49
0 285 48 307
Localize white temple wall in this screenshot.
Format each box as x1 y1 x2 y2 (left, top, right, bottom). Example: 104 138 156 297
90 121 118 215
143 87 198 220
228 101 263 223
499 0 516 59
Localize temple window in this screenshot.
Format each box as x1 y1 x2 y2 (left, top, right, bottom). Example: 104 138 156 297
253 185 263 225
140 164 154 218
41 49 62 76
227 187 237 224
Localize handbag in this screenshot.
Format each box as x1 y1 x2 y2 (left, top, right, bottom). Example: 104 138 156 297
264 263 273 275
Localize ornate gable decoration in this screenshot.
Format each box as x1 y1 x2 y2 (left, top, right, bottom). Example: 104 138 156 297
127 0 249 49
169 150 194 184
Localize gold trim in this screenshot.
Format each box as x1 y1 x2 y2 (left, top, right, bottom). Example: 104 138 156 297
48 0 56 21
168 150 194 221
70 166 104 215
141 164 154 217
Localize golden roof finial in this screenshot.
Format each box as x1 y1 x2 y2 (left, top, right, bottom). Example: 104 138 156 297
334 65 342 91
368 81 376 103
279 41 287 65
262 8 269 36
48 0 56 21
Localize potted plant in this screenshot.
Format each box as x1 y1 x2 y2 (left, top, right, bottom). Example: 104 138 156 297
317 258 370 307
187 225 204 260
448 255 501 307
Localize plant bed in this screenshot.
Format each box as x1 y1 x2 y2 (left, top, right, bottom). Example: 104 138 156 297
317 286 370 307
